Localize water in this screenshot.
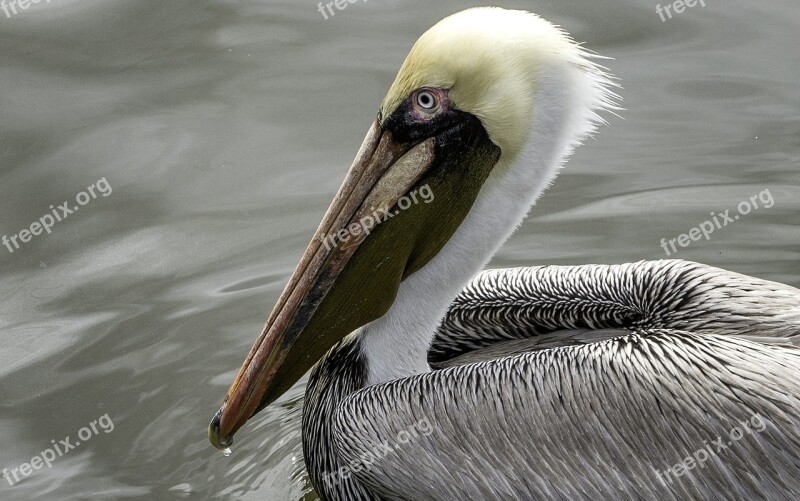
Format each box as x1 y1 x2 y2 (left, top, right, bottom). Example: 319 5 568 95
1 0 798 499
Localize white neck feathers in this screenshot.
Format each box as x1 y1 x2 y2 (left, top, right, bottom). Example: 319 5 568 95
360 56 617 386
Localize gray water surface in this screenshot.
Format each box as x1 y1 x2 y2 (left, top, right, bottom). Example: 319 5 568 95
1 0 799 499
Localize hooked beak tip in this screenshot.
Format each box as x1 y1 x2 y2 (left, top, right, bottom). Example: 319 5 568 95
208 408 233 454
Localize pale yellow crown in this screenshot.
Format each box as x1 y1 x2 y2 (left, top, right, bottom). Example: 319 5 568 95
381 7 617 158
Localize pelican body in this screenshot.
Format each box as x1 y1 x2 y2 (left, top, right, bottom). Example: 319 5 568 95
210 7 800 500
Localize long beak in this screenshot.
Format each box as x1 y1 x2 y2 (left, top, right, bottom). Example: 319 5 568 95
209 118 436 449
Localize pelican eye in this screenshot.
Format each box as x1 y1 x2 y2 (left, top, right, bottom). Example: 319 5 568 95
415 90 439 112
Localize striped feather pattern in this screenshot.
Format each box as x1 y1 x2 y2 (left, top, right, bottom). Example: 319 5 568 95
302 260 800 500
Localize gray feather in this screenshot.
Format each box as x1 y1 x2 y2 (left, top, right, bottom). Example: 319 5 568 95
302 260 800 500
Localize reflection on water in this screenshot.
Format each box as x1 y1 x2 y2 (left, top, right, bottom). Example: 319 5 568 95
1 0 798 499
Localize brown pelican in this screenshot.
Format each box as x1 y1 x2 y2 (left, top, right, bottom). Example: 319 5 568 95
209 7 800 500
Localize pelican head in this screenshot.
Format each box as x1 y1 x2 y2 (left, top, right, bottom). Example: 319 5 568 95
210 6 617 449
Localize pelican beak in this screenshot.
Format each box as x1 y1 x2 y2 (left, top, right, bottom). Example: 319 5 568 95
210 107 500 450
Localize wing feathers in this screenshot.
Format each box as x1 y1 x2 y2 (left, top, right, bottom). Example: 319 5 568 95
336 331 800 500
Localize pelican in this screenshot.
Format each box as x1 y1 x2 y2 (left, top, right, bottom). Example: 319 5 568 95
209 7 800 500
